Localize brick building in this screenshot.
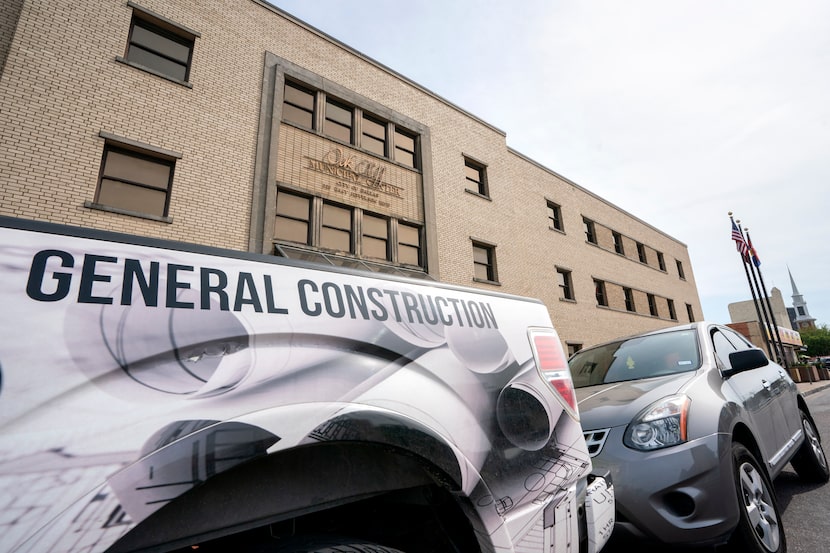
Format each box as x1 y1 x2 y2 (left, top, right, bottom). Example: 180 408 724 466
0 0 702 350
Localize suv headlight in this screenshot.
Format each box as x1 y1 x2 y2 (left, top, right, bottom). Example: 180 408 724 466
624 394 690 451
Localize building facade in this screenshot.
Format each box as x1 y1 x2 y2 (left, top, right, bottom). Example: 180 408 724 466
0 0 702 350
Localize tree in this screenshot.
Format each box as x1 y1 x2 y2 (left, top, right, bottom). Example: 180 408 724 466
799 324 830 357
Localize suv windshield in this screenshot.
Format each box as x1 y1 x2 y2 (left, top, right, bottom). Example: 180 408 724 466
569 329 700 388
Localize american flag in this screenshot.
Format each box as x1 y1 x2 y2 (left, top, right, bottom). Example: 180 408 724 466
731 220 749 261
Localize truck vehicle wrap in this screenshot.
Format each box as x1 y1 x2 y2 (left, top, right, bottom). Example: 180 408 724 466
0 216 614 553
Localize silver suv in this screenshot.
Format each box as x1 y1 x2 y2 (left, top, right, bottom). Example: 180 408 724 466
570 322 829 552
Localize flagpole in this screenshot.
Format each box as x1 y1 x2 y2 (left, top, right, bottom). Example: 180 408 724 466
738 221 778 363
745 227 789 368
730 214 774 357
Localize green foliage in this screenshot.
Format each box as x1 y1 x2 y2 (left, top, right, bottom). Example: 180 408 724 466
800 324 830 357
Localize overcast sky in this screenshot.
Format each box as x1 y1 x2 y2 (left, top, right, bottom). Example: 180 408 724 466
269 0 830 328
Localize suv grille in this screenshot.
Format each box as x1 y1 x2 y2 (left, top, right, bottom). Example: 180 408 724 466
583 429 610 457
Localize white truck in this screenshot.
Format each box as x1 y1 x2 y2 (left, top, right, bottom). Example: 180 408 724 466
0 216 613 553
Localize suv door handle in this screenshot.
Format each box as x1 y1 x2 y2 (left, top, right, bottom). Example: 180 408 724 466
762 379 771 389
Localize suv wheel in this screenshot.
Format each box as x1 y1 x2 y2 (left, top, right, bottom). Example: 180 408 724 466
790 410 830 483
728 443 786 553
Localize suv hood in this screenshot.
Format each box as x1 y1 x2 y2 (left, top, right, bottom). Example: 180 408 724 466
575 372 696 430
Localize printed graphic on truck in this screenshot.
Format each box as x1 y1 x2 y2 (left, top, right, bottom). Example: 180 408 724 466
0 218 613 553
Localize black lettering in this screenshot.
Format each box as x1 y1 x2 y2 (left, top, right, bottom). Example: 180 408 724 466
344 285 369 320
385 289 403 322
435 296 453 325
234 272 263 312
78 254 116 304
480 302 498 329
26 249 74 302
122 259 159 306
446 297 465 327
201 268 229 311
322 282 345 318
468 301 484 328
167 264 194 308
401 291 423 324
367 287 388 321
418 294 440 325
264 275 288 314
298 279 321 316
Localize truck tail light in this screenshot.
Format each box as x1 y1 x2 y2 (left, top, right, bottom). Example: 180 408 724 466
529 328 579 420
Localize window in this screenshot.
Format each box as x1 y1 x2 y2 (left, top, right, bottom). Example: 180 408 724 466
361 114 386 157
637 242 647 263
623 287 635 312
472 242 497 282
584 218 597 244
362 213 388 260
324 98 353 143
712 328 752 370
397 222 422 266
274 189 311 244
657 251 666 271
547 201 563 231
613 232 624 255
123 10 197 83
274 188 425 270
676 260 686 280
798 306 806 316
556 268 574 300
567 343 583 357
667 299 677 320
283 81 315 129
94 142 176 218
464 158 488 196
647 294 658 316
594 279 607 307
321 201 352 252
686 303 695 322
280 78 420 168
394 128 417 168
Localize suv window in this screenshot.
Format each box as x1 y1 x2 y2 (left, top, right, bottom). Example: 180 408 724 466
570 329 700 387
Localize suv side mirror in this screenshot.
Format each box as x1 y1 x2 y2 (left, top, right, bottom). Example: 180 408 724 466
724 349 769 377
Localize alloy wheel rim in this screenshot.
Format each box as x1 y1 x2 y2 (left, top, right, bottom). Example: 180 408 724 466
739 461 780 552
804 419 828 470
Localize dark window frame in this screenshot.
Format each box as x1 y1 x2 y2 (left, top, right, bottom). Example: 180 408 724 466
464 157 489 197
273 188 425 270
594 279 608 307
686 303 695 322
623 287 635 312
472 241 498 284
677 259 686 280
613 231 625 255
584 218 597 244
657 251 666 271
637 242 647 263
648 293 658 316
274 188 313 246
547 201 564 231
556 267 574 301
119 4 199 86
90 138 178 221
667 298 677 320
323 97 354 144
283 80 316 130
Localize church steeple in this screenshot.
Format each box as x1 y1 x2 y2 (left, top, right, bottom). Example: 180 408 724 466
789 267 816 330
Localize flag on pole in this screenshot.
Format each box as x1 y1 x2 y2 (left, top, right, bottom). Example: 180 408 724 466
747 234 761 267
731 220 749 261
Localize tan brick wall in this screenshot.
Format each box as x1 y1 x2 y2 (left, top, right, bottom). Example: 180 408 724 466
0 0 703 349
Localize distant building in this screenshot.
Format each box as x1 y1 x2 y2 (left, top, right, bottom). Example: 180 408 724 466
727 287 802 365
787 268 817 330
